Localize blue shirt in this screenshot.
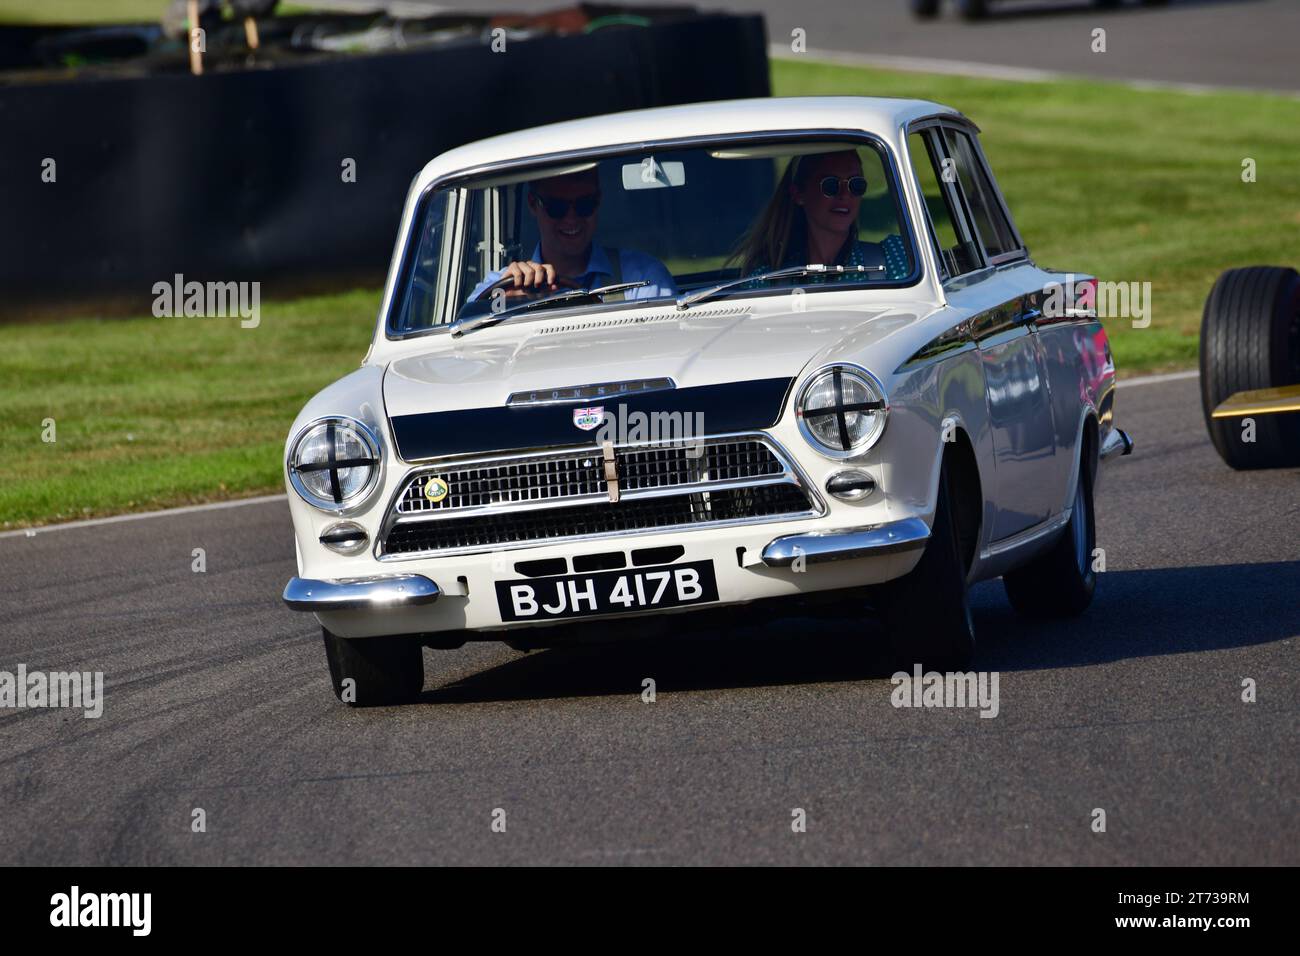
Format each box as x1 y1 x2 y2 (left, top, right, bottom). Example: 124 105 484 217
469 243 677 302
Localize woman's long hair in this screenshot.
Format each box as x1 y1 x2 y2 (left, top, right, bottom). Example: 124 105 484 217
730 150 858 276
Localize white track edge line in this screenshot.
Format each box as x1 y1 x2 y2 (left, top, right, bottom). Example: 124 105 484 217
2 494 287 539
1118 370 1200 388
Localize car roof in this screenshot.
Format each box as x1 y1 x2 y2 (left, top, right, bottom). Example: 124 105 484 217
413 96 963 189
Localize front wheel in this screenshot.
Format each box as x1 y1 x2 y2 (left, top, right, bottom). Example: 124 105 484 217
873 461 975 671
1003 445 1097 617
321 628 424 706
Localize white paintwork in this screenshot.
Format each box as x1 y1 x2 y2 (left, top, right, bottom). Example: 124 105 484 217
284 97 1120 639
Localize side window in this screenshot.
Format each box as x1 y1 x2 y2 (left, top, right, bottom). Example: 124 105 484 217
398 190 452 332
907 131 983 279
939 129 1021 261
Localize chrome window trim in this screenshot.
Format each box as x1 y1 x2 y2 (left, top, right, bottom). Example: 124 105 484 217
383 128 926 342
906 118 1029 278
901 127 951 285
924 127 985 272
906 113 982 135
967 133 1027 256
373 431 826 561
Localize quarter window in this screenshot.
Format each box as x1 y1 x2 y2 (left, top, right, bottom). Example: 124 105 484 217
907 131 983 278
939 128 1021 262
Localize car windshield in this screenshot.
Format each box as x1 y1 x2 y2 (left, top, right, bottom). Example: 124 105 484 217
390 136 919 334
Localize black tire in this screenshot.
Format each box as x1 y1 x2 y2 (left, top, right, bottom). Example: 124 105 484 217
1003 440 1097 618
958 0 989 19
874 461 975 671
1199 266 1300 470
912 0 942 17
321 628 424 706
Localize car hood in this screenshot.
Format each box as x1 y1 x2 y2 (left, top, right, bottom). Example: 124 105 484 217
382 304 919 419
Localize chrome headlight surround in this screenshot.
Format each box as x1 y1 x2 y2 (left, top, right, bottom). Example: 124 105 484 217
287 417 384 515
795 363 889 460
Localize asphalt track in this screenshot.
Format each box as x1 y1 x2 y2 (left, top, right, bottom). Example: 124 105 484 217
2 374 1296 865
314 0 1300 94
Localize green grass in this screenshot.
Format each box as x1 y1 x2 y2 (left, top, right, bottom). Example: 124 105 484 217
0 292 377 528
0 1 315 24
0 0 167 23
3 58 1298 526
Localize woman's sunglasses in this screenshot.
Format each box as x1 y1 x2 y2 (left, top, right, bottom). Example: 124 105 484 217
819 176 868 198
533 193 600 219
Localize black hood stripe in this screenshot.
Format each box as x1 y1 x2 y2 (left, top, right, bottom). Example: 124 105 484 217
390 377 794 461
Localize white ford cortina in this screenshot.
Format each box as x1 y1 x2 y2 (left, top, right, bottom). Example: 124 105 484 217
281 97 1133 705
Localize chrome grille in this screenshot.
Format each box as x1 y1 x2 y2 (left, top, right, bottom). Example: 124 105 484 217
379 434 818 558
396 454 604 513
395 438 786 515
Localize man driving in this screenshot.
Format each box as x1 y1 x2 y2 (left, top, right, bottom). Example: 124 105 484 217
468 166 677 303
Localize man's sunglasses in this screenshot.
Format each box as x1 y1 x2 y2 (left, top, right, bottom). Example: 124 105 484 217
819 176 868 198
532 193 600 219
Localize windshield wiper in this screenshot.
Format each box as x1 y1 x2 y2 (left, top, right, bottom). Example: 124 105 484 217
675 263 885 311
451 280 651 337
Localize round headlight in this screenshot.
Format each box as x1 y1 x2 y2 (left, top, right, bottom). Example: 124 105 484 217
796 365 888 458
288 418 382 512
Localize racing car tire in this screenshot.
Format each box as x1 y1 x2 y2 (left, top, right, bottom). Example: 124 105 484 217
1002 440 1097 618
322 628 424 706
1199 266 1300 470
958 0 989 19
911 0 941 17
874 460 975 672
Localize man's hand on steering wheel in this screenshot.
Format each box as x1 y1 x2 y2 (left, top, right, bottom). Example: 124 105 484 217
479 261 581 301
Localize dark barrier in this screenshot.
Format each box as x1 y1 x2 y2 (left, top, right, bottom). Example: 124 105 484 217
0 11 769 318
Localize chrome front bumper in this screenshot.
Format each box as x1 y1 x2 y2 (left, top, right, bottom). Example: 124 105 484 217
761 516 931 568
283 574 440 612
